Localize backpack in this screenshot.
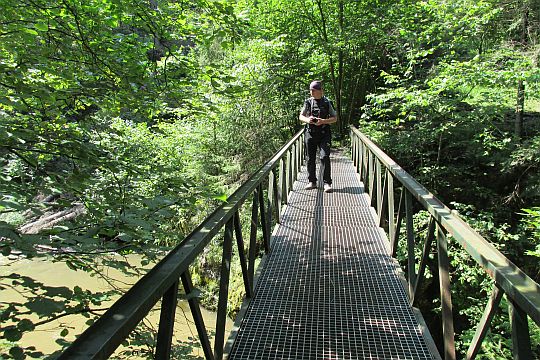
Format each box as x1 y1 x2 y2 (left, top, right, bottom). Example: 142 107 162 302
305 96 331 120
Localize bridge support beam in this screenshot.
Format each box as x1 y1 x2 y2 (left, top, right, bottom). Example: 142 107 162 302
155 280 179 360
466 284 502 360
411 217 435 306
509 298 533 360
234 211 252 298
405 191 416 299
181 271 214 360
437 225 456 360
215 219 234 360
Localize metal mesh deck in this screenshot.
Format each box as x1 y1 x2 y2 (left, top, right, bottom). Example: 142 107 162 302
228 152 435 359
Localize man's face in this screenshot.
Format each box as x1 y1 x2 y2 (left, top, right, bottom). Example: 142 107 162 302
310 88 323 99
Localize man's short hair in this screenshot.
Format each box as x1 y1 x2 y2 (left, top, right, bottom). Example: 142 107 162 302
309 80 322 90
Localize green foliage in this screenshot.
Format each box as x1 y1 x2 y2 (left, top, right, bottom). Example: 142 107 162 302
0 0 260 357
361 2 540 357
521 207 540 261
2 0 540 358
0 0 245 253
395 205 539 358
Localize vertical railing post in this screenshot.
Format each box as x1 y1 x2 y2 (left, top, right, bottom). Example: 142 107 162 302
296 141 300 179
291 144 298 183
412 217 435 306
359 138 365 178
437 224 456 360
509 298 533 359
356 135 360 173
391 187 405 257
258 184 270 253
296 139 301 177
387 172 395 245
379 168 387 227
356 136 361 175
268 169 275 220
280 158 287 205
234 211 253 298
364 148 369 192
273 168 281 223
266 175 274 242
376 160 383 218
287 149 292 193
155 280 179 360
248 189 259 291
405 191 416 299
277 162 283 207
214 218 234 360
359 139 365 181
301 133 305 167
352 132 357 170
181 270 214 360
301 134 305 167
368 152 375 203
351 131 355 166
363 144 368 184
298 137 303 172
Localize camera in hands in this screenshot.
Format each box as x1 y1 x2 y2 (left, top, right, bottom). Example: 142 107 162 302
311 109 320 123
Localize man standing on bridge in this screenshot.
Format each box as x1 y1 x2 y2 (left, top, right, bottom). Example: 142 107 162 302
299 80 337 193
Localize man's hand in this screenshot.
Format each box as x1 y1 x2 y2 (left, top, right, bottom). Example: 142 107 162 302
309 116 322 125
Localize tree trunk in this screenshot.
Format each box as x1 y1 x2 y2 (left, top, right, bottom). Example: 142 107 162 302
337 0 344 137
515 2 529 139
315 0 345 137
516 80 525 138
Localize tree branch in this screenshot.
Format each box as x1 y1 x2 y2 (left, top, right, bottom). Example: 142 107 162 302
32 306 109 327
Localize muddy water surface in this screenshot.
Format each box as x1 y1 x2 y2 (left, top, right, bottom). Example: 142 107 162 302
1 254 232 358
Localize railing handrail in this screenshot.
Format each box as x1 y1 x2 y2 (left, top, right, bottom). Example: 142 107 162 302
58 129 304 359
350 125 540 359
350 125 540 326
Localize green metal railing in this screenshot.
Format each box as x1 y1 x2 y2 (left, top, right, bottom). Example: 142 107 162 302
58 130 304 360
350 125 540 360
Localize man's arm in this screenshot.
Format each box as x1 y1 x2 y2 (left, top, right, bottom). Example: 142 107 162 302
318 115 337 125
299 101 314 125
299 112 313 124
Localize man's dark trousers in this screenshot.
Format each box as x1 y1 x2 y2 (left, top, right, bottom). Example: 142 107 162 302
305 126 332 185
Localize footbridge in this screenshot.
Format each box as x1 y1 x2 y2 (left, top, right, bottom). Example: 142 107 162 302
59 127 540 359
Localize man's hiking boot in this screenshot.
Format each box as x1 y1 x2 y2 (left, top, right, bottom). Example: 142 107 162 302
324 183 332 193
305 182 317 190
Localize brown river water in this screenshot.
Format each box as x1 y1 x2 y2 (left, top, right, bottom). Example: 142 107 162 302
1 254 232 359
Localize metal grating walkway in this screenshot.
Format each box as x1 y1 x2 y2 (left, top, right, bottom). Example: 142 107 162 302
227 151 436 359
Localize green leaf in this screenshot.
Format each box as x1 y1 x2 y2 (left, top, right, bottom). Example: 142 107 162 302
0 226 21 241
117 233 133 242
0 199 26 211
214 193 228 202
35 22 48 32
23 28 39 36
